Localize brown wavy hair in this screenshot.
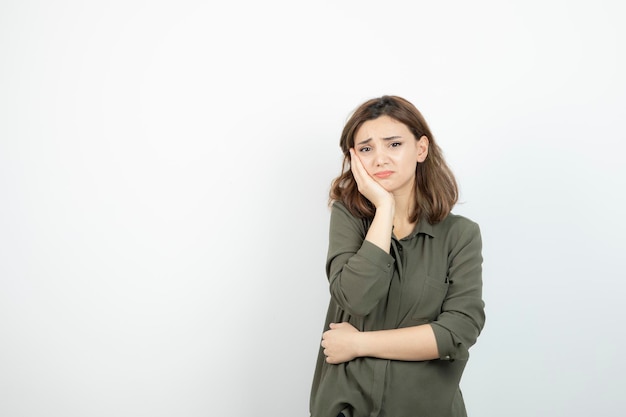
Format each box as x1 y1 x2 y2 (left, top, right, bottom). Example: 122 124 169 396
329 95 458 224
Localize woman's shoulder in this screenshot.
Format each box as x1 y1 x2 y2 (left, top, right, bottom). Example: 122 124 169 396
330 200 371 231
434 212 480 237
330 200 352 219
331 200 361 219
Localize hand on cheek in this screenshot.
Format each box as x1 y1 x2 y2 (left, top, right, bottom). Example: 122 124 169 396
350 148 393 208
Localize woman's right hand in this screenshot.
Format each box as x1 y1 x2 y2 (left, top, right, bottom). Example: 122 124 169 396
350 148 394 209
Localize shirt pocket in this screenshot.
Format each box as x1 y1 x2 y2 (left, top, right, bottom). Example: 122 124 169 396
410 274 449 322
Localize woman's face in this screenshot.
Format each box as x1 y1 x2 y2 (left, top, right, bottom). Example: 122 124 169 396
353 115 429 196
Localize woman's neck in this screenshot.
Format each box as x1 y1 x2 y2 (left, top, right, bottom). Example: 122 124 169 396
393 189 414 218
392 191 416 238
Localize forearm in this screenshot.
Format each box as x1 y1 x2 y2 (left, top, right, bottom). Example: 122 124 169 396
356 324 439 361
364 202 394 254
326 203 396 317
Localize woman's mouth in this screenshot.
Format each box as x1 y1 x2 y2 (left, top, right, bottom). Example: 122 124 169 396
374 171 393 179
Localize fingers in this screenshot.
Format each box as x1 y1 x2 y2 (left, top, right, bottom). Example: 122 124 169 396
321 325 334 361
320 329 329 348
349 148 394 209
320 335 331 362
321 323 354 364
349 149 367 183
349 149 373 195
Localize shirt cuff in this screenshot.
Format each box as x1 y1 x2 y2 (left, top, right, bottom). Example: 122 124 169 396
357 239 396 272
430 322 468 361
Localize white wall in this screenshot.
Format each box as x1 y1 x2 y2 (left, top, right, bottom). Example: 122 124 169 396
1 1 624 416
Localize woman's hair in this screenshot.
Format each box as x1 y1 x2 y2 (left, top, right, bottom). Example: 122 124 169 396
329 95 458 224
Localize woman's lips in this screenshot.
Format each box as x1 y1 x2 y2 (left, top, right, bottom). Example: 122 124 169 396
374 171 393 179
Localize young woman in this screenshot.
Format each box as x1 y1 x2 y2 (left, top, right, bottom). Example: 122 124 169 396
309 96 485 417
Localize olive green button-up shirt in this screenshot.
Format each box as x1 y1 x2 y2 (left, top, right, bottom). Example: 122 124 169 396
310 202 485 417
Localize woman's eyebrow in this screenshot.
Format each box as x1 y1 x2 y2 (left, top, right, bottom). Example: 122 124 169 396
356 135 402 146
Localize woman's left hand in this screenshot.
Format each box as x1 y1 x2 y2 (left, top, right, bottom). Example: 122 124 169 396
321 322 361 364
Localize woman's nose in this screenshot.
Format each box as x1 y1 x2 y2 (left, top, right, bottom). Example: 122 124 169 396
374 148 389 165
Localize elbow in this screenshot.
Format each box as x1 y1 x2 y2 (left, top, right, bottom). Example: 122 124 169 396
329 291 379 318
327 265 392 318
343 303 377 318
431 314 485 361
329 282 382 318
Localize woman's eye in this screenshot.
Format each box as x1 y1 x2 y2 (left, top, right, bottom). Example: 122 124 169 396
359 146 371 152
390 142 402 147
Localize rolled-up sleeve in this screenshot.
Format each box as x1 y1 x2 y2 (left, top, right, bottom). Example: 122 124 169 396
431 221 485 360
326 203 395 317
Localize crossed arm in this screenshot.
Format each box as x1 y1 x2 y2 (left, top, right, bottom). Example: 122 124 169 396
321 321 439 364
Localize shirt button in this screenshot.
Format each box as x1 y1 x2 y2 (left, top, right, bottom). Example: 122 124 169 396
387 263 391 268
444 355 451 360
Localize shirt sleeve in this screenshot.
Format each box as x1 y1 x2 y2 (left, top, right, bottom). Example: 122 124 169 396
325 202 396 317
430 220 485 361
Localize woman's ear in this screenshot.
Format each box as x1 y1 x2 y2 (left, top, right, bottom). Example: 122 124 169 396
416 135 429 163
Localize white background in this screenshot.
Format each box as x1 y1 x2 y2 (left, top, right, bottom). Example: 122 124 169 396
1 1 625 416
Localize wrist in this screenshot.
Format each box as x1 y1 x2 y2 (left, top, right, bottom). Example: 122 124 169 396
375 199 395 215
354 330 368 358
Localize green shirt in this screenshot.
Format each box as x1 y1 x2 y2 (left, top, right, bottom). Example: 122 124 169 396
310 202 485 417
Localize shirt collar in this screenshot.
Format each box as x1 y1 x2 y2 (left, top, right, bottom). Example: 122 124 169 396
409 218 435 239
